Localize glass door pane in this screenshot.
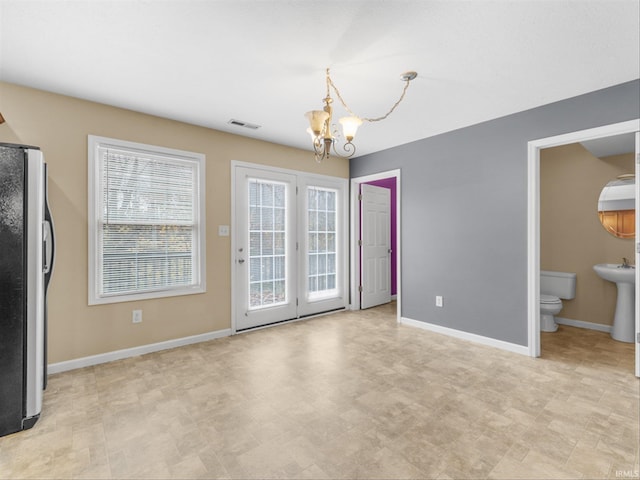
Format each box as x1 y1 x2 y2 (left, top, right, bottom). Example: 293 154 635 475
307 186 338 300
248 179 287 309
297 179 347 317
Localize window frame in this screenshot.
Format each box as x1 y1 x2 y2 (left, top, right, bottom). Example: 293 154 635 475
88 135 206 305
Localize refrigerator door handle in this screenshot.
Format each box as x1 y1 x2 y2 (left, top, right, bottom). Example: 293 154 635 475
43 208 55 285
43 221 52 274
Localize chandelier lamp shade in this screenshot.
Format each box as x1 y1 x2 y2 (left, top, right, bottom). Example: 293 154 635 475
305 68 417 162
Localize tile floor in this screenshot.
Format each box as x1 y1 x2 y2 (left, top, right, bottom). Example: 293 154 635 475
0 303 638 479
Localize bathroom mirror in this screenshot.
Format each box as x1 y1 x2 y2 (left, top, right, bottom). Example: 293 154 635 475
598 174 635 239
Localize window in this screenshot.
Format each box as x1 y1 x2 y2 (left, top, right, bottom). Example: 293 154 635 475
88 136 205 304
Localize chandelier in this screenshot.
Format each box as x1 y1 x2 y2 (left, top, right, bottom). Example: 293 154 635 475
305 68 417 162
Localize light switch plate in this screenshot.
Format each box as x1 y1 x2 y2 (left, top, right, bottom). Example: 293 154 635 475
218 225 230 236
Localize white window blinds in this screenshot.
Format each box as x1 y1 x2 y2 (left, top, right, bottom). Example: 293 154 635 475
88 136 205 304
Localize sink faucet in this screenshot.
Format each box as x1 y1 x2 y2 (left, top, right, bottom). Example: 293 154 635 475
621 257 634 268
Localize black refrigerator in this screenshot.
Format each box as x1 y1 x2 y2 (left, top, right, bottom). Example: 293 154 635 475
0 143 55 437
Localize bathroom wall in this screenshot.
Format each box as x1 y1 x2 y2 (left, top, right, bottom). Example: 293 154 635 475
541 143 634 327
351 79 640 347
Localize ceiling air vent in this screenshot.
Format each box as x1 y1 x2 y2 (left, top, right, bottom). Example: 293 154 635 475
228 119 261 130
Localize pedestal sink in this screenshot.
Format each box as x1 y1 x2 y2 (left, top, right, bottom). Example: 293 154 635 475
593 263 635 343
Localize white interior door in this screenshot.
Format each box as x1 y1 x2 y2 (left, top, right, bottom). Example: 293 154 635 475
635 131 640 377
234 167 297 330
360 184 391 309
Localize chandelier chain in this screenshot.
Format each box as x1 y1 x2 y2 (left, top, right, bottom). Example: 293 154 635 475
306 68 416 162
326 71 412 123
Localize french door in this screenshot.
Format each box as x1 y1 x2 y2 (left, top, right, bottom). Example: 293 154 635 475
233 164 347 331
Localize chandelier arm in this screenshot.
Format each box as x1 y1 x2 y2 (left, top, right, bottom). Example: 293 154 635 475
312 137 325 155
331 139 356 159
326 73 413 123
313 142 327 163
314 150 326 163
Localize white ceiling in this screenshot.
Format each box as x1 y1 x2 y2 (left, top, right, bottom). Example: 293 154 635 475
1 0 638 158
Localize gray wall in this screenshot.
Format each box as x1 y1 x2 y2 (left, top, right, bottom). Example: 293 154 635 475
351 79 640 346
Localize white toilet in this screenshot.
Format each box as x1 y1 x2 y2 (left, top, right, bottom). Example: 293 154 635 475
540 270 577 332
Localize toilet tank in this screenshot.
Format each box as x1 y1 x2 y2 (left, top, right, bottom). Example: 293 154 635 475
540 270 576 299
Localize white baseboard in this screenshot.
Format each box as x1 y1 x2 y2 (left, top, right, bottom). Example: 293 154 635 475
48 329 232 374
555 317 612 333
400 317 529 356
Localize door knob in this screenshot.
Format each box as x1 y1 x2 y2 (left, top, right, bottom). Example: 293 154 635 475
238 259 245 264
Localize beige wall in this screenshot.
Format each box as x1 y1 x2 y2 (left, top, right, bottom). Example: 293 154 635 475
0 82 349 363
541 142 634 327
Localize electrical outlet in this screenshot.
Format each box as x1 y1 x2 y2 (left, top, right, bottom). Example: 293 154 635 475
132 309 143 324
435 296 443 307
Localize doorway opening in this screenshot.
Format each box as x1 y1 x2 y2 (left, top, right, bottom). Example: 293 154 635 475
527 119 640 376
350 169 401 322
